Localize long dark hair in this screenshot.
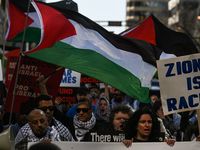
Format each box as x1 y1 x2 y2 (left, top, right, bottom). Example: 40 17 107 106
152 100 162 118
124 107 159 140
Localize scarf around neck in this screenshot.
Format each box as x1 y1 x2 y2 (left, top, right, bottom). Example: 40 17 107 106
73 113 96 141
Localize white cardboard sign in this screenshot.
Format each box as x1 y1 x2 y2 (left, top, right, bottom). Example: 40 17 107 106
60 68 81 87
157 53 200 115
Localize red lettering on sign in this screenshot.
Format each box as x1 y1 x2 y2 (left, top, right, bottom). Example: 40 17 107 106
59 88 73 94
58 96 76 103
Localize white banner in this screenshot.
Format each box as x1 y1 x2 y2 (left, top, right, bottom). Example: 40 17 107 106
28 141 200 150
60 68 81 87
157 53 200 115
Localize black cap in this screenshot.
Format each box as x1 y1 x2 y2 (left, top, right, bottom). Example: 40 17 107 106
77 86 89 94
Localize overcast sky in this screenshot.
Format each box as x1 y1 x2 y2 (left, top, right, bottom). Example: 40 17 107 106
46 0 126 34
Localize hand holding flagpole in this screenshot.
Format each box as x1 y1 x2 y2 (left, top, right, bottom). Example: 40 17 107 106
36 67 63 95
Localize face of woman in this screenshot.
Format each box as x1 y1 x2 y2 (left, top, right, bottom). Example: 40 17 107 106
136 114 153 141
113 112 129 131
99 99 108 116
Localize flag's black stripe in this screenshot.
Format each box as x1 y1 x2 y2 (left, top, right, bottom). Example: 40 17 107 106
10 0 36 12
152 15 199 56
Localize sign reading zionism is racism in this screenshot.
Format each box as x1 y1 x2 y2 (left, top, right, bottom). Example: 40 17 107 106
157 53 200 115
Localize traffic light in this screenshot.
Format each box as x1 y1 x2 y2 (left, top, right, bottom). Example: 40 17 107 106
108 21 122 26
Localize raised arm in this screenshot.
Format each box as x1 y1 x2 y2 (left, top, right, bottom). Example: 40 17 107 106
37 75 50 95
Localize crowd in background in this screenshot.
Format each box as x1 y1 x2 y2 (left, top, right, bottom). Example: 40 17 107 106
0 76 199 150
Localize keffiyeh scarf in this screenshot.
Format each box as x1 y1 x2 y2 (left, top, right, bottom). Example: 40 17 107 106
73 113 96 141
15 123 60 145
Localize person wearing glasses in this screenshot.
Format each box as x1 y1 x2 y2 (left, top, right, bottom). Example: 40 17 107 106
66 86 96 118
15 109 61 150
73 98 105 141
34 95 74 141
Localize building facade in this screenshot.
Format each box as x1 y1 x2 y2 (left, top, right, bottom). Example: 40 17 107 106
126 0 169 28
168 0 200 50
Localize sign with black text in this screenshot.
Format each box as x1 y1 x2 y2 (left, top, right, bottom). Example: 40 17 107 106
88 130 126 142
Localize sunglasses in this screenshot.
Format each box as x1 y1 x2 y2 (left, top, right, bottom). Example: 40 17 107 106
39 106 54 112
76 108 90 113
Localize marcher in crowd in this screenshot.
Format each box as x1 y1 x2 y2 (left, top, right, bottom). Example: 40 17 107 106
152 100 176 138
15 109 61 150
122 107 176 148
66 86 96 117
34 95 74 141
110 89 132 109
54 97 73 115
88 83 100 105
109 104 134 131
94 97 110 122
73 98 105 141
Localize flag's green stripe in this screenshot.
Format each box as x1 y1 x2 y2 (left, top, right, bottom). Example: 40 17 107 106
8 27 41 43
154 71 158 79
27 41 150 102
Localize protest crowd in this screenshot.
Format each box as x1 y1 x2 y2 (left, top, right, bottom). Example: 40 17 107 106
2 0 200 150
0 74 200 150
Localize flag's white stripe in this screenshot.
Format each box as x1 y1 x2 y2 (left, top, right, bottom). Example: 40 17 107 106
25 12 41 28
6 0 11 39
121 25 139 36
160 52 176 60
32 2 44 48
61 20 156 88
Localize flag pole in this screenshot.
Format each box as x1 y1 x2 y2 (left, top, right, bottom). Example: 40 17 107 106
8 0 32 125
36 67 63 84
2 0 8 80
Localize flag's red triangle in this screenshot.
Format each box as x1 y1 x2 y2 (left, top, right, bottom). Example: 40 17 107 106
6 1 34 41
26 2 77 54
4 49 20 57
122 15 156 45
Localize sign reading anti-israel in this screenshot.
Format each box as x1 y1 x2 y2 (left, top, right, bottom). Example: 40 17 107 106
60 68 81 87
157 53 200 115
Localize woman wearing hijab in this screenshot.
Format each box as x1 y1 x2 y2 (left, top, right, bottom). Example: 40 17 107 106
94 97 110 122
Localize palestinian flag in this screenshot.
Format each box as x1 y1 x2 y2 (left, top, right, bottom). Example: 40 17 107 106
6 0 41 43
7 1 165 103
121 15 199 59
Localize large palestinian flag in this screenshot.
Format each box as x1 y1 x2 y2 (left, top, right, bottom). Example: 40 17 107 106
6 1 166 103
121 15 199 58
